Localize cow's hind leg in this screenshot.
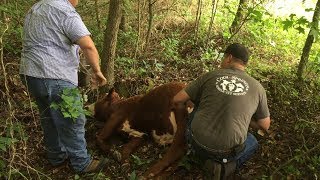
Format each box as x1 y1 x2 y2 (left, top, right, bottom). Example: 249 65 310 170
154 160 181 179
143 107 188 177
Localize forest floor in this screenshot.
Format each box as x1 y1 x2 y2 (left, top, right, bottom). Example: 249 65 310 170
2 53 320 180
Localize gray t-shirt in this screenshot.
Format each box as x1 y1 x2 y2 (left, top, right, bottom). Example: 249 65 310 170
185 68 270 150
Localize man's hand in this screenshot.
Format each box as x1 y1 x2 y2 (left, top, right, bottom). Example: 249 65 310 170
91 71 107 89
250 117 271 134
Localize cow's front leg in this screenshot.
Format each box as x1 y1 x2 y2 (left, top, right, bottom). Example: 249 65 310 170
96 112 126 154
118 137 144 162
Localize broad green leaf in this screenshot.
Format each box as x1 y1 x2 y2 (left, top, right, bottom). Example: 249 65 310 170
50 103 59 110
305 8 314 12
282 19 293 31
0 136 17 145
289 14 296 19
251 10 263 22
296 17 309 26
295 26 305 34
74 174 80 180
0 144 6 151
129 171 137 180
84 110 92 117
62 95 74 105
63 112 72 118
70 111 79 119
0 159 5 169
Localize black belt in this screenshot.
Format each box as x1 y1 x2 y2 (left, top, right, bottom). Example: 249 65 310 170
191 133 245 158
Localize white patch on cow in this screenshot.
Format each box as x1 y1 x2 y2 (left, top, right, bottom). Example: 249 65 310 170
152 111 177 146
187 107 194 113
121 120 145 137
170 111 177 134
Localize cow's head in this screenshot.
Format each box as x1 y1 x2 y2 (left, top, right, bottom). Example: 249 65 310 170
94 88 121 121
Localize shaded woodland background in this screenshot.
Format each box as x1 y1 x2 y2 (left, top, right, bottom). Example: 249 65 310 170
0 0 320 179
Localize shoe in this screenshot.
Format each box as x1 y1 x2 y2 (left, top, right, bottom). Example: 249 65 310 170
83 158 108 173
49 159 70 174
52 160 69 168
51 158 69 168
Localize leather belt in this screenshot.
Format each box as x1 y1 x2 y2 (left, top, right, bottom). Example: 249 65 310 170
191 132 245 158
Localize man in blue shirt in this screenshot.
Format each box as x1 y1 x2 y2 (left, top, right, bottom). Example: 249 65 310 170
20 0 107 173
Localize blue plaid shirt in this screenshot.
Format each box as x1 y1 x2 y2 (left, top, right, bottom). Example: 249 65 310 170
20 0 91 85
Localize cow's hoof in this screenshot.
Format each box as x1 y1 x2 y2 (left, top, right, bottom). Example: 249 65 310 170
142 172 155 179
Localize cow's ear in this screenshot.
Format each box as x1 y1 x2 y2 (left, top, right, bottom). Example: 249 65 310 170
107 87 120 102
108 87 115 96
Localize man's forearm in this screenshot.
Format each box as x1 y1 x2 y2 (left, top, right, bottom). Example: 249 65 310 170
76 36 101 73
249 120 261 130
82 47 101 73
250 117 271 132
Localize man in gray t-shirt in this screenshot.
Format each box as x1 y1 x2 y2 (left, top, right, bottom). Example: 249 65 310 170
174 43 270 176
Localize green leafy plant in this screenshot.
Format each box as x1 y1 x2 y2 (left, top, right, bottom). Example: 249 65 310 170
178 154 202 171
50 88 91 123
154 61 165 72
307 53 320 74
200 47 220 63
129 171 138 180
79 172 110 180
131 154 151 166
160 37 180 61
130 154 153 173
0 136 18 152
309 155 320 171
282 14 310 34
284 165 301 176
0 122 24 153
74 174 80 180
0 136 18 175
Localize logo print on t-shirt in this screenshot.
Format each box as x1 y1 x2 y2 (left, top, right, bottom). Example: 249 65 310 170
216 76 249 96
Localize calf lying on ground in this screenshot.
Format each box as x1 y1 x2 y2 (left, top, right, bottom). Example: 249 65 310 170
94 82 191 177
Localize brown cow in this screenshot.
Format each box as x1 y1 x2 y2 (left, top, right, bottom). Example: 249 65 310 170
94 82 191 177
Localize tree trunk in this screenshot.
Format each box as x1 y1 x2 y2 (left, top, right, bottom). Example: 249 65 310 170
297 0 320 80
94 0 101 30
134 0 141 58
194 0 202 39
120 0 130 32
78 52 90 87
206 0 219 44
145 0 155 48
229 0 248 34
101 0 122 91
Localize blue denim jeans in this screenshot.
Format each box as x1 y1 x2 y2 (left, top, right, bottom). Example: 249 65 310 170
21 75 91 172
186 107 258 169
